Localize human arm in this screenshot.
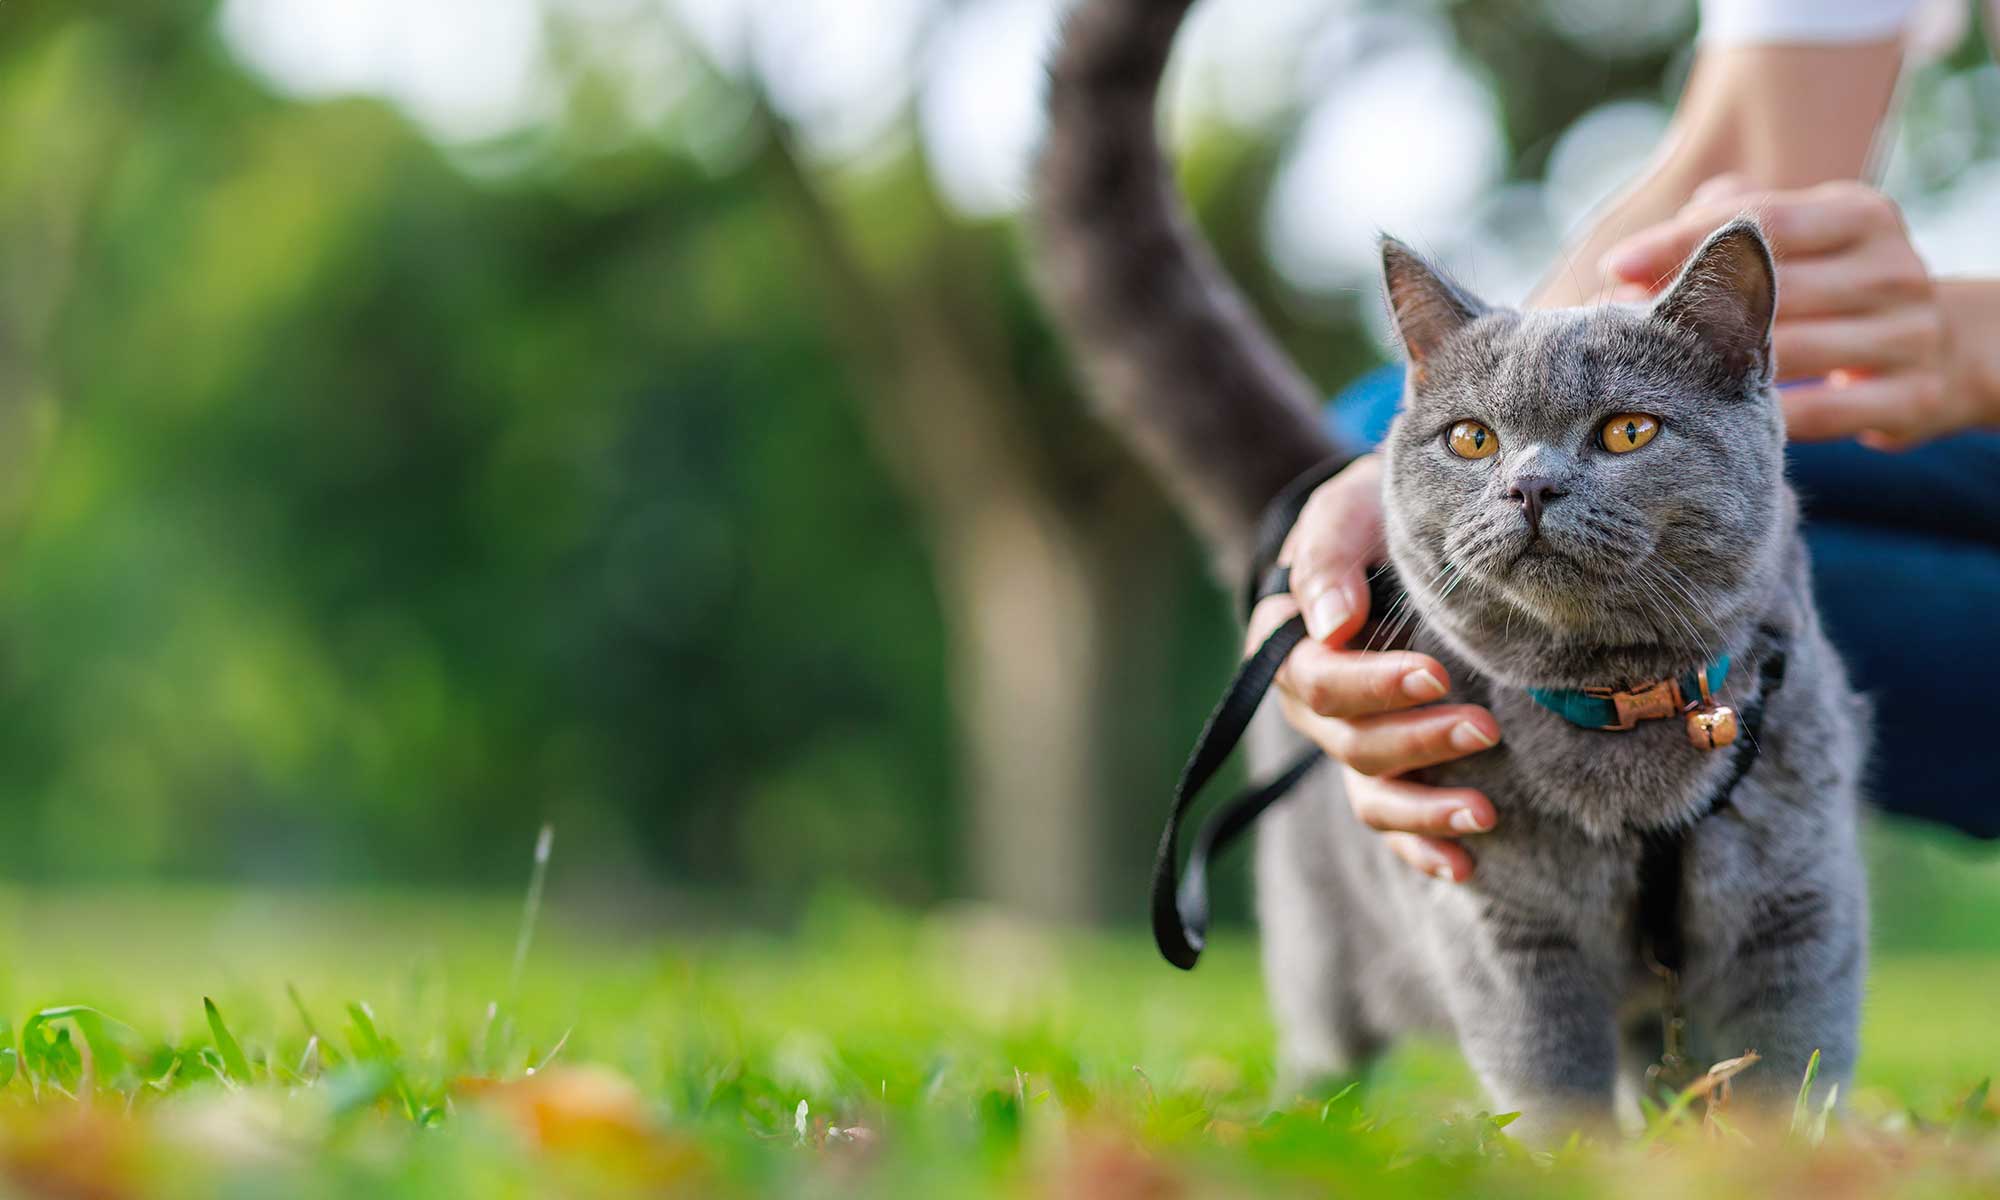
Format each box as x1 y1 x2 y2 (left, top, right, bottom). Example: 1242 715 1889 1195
1531 38 1904 309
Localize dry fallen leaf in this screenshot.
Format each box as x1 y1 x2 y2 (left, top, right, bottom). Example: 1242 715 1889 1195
462 1065 651 1151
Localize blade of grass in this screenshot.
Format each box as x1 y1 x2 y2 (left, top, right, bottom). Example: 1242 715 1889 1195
21 1006 140 1092
528 1027 571 1076
128 1056 181 1116
204 998 254 1084
1318 1081 1360 1122
1641 1052 1760 1144
508 823 554 1005
197 1048 237 1090
1790 1048 1821 1136
347 1002 418 1121
346 1002 389 1060
287 983 339 1064
1811 1084 1839 1146
1952 1077 1990 1141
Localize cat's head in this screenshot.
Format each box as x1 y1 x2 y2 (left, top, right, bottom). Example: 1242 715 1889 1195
1377 219 1789 688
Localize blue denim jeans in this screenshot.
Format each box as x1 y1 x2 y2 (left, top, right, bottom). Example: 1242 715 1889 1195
1331 365 2000 838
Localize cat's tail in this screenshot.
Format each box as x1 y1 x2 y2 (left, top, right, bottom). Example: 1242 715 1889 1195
1033 0 1340 574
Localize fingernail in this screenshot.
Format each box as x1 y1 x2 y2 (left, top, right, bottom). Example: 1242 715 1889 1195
1603 249 1644 278
1450 721 1498 753
1402 670 1448 700
1449 808 1489 834
1430 862 1456 882
1307 590 1350 641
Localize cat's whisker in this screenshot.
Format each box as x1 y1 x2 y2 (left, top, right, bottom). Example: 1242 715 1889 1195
1625 571 1680 648
1626 568 1681 639
1369 592 1422 653
1365 559 1454 652
1646 560 1719 658
1617 555 1690 643
1363 589 1416 653
1627 566 1710 672
1374 574 1441 651
1632 567 1709 661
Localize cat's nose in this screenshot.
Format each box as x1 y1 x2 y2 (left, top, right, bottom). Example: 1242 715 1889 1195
1507 476 1567 535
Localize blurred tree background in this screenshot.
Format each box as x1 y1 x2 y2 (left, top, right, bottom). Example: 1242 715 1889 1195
0 0 1993 925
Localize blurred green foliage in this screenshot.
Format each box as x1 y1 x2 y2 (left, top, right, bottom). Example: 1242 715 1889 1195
0 4 955 895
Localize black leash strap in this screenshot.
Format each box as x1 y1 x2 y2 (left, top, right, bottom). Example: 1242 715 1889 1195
1151 566 1321 969
1150 453 1355 971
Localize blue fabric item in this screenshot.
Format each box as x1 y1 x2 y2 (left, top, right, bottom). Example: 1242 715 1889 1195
1527 656 1730 730
1329 364 1408 448
1328 364 2000 838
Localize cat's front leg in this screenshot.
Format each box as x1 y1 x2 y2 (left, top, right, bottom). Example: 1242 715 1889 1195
1688 882 1865 1112
1442 927 1621 1144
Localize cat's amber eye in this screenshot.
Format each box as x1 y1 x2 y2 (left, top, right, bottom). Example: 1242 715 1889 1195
1447 420 1498 460
1600 413 1660 454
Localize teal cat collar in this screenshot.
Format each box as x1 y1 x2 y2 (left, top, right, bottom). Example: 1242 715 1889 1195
1526 657 1731 733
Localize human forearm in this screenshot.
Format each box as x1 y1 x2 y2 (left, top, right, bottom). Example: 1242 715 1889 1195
1531 41 1903 308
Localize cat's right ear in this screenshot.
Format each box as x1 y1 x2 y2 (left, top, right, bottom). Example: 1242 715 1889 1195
1380 238 1487 373
1649 217 1777 383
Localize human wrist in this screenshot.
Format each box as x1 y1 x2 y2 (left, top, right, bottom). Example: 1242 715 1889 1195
1938 279 2000 430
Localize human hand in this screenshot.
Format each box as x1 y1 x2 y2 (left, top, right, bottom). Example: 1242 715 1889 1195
1250 454 1502 882
1603 176 1973 450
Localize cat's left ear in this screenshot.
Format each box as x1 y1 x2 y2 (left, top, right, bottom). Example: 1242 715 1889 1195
1650 217 1777 384
1381 237 1488 371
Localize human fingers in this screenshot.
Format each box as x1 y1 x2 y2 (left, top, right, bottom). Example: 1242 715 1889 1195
1346 770 1497 838
1773 309 1940 382
1280 642 1451 719
1320 704 1501 778
1601 186 1880 290
1772 251 1930 319
1781 372 1949 445
1381 830 1476 883
1250 593 1445 722
1283 455 1387 643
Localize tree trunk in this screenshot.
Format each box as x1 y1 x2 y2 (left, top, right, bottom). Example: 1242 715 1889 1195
936 499 1102 919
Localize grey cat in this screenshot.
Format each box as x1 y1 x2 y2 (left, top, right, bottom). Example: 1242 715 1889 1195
1034 0 1867 1138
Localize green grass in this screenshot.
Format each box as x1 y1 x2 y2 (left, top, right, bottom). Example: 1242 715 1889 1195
0 887 1995 1196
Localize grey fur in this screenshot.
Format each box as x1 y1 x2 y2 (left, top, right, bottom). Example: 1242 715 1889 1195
1032 0 1336 579
1035 0 1868 1141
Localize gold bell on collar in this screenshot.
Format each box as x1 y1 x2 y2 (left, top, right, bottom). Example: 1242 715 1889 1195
1686 704 1739 749
1683 671 1738 749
